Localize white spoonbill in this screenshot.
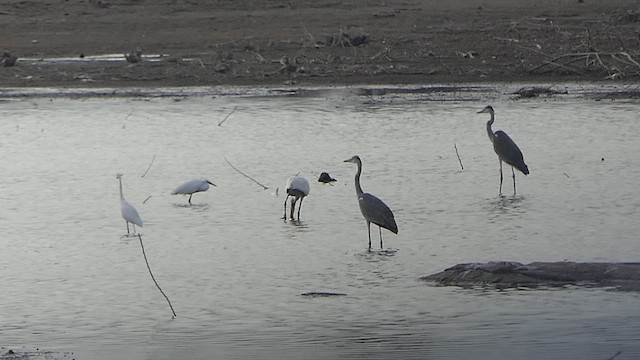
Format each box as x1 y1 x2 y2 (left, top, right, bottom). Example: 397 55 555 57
284 176 310 220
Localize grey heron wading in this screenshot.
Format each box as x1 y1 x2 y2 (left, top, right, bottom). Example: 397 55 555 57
117 173 143 235
344 155 398 250
284 176 310 220
478 105 529 194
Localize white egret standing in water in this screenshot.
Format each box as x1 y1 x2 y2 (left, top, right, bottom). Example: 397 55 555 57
117 173 143 235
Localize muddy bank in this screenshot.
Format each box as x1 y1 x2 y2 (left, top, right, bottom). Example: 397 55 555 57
421 261 640 291
2 0 640 88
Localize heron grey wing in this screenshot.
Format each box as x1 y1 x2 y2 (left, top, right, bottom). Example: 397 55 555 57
493 130 529 174
359 193 398 234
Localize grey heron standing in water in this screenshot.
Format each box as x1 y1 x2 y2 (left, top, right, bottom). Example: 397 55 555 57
344 155 398 250
284 176 310 221
478 105 529 194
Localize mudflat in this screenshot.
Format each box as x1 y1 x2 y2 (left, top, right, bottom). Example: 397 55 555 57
1 0 639 88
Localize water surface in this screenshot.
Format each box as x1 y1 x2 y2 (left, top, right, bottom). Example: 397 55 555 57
1 89 639 359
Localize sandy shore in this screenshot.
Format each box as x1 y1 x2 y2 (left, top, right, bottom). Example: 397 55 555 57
1 0 640 88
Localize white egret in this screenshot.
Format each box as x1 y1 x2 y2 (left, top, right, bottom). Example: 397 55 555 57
117 173 143 235
171 178 216 205
284 176 310 220
344 155 398 250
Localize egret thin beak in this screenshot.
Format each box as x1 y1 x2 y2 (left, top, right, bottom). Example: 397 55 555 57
343 159 351 163
208 181 217 187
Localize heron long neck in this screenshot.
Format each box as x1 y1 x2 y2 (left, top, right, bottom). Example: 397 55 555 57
354 159 364 196
118 178 124 201
486 110 496 143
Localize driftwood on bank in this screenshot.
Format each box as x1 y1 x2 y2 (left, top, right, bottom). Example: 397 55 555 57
421 261 640 291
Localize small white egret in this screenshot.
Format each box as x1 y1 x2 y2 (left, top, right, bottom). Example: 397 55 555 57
344 155 398 251
284 176 310 220
171 178 216 205
117 173 143 235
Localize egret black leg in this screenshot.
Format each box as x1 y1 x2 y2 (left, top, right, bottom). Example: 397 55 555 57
379 226 383 249
126 221 130 235
188 194 193 205
367 221 372 251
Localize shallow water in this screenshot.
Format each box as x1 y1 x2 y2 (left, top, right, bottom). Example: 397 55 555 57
1 89 639 359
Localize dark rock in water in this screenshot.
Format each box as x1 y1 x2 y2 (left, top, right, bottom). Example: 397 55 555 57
420 261 640 291
318 172 336 184
300 292 346 297
1 51 17 67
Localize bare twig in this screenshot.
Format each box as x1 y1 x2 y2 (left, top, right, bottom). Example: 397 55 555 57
218 106 238 126
606 351 622 360
454 143 464 170
141 154 156 178
138 234 176 318
224 156 269 190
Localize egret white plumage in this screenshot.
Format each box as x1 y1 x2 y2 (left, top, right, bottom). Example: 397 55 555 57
117 173 143 235
171 178 216 205
478 105 529 194
284 176 310 220
344 155 398 250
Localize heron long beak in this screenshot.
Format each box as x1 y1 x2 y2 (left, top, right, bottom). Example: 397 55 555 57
208 180 217 187
343 158 352 163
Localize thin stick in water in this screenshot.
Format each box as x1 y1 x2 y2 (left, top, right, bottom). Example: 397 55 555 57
141 154 156 178
218 106 238 126
454 143 464 170
224 156 269 190
137 234 176 318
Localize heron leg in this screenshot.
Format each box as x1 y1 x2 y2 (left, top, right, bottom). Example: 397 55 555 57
132 224 137 235
498 160 504 194
379 226 383 249
367 221 372 251
297 197 303 220
511 166 517 195
125 221 130 235
188 194 193 205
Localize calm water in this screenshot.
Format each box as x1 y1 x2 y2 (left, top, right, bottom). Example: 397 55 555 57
1 87 639 359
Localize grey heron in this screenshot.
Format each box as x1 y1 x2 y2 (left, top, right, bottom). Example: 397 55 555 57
117 173 143 235
344 155 398 250
171 178 216 205
478 105 529 194
284 176 310 220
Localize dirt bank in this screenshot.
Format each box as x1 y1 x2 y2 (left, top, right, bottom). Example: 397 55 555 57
1 0 640 88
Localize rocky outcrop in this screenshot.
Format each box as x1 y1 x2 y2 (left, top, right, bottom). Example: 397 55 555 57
421 261 640 291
